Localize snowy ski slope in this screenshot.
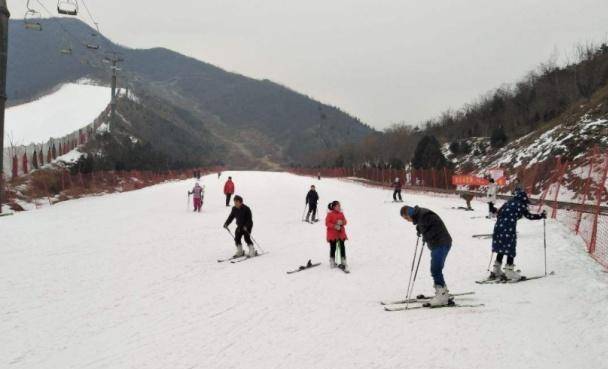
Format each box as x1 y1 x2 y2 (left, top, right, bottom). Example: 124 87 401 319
1 172 607 369
4 82 110 145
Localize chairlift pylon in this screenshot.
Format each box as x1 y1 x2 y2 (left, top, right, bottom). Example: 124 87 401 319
57 0 79 16
24 0 43 31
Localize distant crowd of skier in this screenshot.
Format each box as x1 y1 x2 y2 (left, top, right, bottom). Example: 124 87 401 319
187 171 546 307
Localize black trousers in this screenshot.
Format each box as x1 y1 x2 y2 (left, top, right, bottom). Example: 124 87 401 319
225 193 232 207
393 189 402 201
307 203 318 219
496 253 514 265
329 240 346 259
488 202 497 214
235 226 253 246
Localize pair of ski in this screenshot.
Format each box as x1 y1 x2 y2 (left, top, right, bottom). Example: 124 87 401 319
302 219 319 224
287 260 321 274
217 252 267 264
475 274 549 284
472 233 493 239
451 206 474 211
381 292 483 311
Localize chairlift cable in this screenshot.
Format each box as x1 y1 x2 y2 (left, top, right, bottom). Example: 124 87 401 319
78 0 115 53
34 0 106 68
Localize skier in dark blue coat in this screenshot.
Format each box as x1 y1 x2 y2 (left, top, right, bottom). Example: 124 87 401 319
490 190 546 281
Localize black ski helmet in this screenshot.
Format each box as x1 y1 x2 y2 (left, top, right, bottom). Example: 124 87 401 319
328 200 339 210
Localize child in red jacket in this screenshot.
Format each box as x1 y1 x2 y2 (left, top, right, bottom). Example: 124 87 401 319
326 200 349 272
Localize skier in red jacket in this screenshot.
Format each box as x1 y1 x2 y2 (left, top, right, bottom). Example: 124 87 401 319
224 177 235 207
326 200 349 272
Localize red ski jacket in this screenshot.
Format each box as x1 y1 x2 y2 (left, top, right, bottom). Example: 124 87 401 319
224 180 235 194
326 210 348 241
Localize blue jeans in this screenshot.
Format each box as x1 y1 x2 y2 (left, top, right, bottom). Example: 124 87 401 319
430 245 451 287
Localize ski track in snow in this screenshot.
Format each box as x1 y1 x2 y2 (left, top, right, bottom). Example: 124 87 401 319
1 172 607 369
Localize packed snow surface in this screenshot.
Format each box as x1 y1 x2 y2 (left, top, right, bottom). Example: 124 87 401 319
4 83 110 146
1 172 607 369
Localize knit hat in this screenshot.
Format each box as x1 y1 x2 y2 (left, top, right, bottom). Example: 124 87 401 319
400 205 415 217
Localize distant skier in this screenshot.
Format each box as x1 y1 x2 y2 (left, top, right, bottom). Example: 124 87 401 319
188 182 204 212
326 200 349 272
224 176 235 207
400 205 453 307
486 178 498 217
305 185 319 222
392 177 403 202
511 178 523 194
317 172 321 180
223 195 256 258
459 192 474 210
489 190 546 281
218 171 222 179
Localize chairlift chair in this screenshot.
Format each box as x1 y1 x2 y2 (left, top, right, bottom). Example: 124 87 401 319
24 1 43 31
57 0 78 16
85 23 101 50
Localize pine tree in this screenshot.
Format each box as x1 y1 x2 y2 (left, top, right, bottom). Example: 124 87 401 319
490 126 508 148
411 135 449 169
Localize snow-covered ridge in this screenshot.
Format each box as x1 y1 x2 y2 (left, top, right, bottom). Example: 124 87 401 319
451 106 608 174
4 82 111 146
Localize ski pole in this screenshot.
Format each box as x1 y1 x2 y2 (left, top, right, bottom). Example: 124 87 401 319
487 251 494 271
225 227 235 241
187 193 191 211
246 230 265 254
406 242 425 310
543 219 547 276
404 236 420 308
302 204 308 221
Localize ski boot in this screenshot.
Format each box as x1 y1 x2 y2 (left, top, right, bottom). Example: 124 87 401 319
339 257 350 272
504 264 523 281
233 244 245 258
489 261 504 281
329 257 337 268
247 244 257 258
428 285 451 307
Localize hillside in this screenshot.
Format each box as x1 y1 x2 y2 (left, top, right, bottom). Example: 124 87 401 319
451 85 608 171
7 18 373 168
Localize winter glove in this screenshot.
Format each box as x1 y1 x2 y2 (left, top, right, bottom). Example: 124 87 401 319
334 224 342 231
223 223 229 229
541 211 547 219
337 220 344 226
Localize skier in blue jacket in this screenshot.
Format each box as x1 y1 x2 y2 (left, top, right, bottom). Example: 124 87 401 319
490 190 546 281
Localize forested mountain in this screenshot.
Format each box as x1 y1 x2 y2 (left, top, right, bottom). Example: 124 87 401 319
8 18 373 168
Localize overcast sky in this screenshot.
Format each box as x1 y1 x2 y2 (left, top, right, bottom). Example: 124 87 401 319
9 0 608 129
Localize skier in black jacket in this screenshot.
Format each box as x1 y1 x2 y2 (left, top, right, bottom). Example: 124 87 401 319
223 195 256 257
305 185 320 222
400 205 453 307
